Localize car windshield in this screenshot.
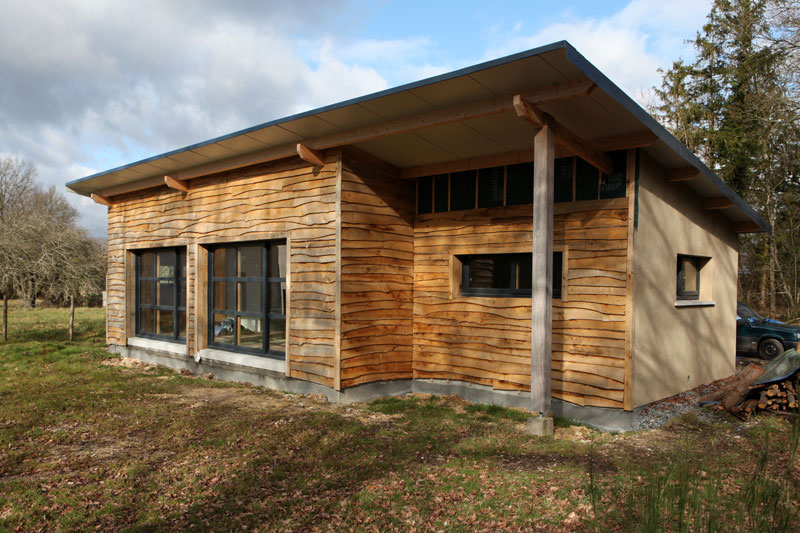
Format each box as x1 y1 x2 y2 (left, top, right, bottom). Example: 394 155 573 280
737 303 762 321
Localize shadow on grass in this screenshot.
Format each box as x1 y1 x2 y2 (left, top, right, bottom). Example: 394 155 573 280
118 396 591 531
2 318 104 344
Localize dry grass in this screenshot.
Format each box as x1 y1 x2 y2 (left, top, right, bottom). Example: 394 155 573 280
0 302 798 531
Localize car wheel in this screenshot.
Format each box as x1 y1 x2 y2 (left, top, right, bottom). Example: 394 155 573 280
758 338 784 360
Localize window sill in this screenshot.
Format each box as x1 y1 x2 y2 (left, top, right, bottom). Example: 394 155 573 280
198 348 286 374
674 300 716 308
127 337 187 355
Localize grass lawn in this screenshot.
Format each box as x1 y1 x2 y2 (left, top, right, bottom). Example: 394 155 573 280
0 302 798 531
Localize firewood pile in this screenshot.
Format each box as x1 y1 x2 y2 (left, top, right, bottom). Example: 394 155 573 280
699 350 800 420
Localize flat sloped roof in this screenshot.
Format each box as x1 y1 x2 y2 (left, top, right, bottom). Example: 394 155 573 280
66 40 769 232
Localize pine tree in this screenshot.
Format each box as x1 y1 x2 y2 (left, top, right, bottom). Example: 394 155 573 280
653 0 800 318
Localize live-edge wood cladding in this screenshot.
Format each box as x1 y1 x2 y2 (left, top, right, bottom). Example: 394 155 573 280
107 145 632 408
339 149 415 388
413 196 630 409
106 156 339 388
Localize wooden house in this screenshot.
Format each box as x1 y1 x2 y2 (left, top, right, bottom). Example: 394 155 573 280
67 42 768 429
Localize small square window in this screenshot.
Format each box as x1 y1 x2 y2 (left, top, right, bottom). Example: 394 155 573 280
677 255 704 300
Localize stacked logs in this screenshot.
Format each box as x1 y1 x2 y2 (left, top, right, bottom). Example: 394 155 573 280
699 363 800 420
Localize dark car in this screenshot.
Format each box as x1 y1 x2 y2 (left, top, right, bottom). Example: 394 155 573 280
736 302 800 359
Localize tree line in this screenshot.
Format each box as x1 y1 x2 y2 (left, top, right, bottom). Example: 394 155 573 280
652 0 800 320
0 157 106 340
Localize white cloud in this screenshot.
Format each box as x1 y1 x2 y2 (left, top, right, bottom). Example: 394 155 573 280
0 0 420 237
0 0 713 238
484 0 711 104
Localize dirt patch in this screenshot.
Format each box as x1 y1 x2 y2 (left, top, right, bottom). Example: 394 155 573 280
101 356 156 370
496 450 618 475
147 386 403 427
175 386 293 410
554 425 598 442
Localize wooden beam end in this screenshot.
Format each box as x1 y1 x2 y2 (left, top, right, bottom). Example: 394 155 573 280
164 175 190 193
513 95 550 128
667 166 700 182
703 197 734 210
733 221 762 233
90 193 113 207
296 143 326 167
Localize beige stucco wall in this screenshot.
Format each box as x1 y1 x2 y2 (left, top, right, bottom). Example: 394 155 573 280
632 153 738 407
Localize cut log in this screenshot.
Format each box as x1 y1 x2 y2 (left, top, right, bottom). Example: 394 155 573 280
758 390 770 410
699 364 763 403
721 365 766 411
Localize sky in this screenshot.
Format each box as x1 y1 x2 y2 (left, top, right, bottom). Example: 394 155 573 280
0 0 712 238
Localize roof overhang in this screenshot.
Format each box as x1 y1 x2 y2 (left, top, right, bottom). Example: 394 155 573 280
66 40 769 234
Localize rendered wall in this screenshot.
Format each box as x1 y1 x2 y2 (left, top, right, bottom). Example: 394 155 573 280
105 156 339 388
632 153 738 407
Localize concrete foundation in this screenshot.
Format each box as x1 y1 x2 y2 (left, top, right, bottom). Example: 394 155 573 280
525 416 554 436
111 344 640 432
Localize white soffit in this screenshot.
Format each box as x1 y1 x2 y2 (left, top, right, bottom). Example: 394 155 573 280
414 122 508 160
245 127 303 146
65 41 769 232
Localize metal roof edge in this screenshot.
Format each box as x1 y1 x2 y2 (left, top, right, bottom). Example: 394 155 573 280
67 41 571 190
562 43 771 234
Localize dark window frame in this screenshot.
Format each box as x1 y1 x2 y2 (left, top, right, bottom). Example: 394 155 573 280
676 254 702 300
460 252 563 299
416 152 627 215
208 240 286 359
135 247 187 342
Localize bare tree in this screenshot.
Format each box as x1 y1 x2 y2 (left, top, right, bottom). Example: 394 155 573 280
0 157 36 340
40 229 106 340
0 157 106 340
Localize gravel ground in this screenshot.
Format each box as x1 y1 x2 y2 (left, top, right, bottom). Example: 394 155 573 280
630 357 762 431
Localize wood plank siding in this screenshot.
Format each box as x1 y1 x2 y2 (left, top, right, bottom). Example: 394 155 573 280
106 156 339 388
106 148 632 409
339 152 415 388
412 197 630 409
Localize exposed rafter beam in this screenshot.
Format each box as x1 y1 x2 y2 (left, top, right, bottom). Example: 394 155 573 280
312 79 595 151
513 95 613 174
667 166 700 182
590 131 657 151
401 149 534 179
164 175 190 193
99 177 164 198
733 221 762 233
400 132 658 179
90 193 113 207
704 197 734 210
96 79 595 197
171 145 297 183
296 143 326 167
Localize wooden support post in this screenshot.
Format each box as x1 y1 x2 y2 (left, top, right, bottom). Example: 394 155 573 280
69 295 75 342
531 120 555 416
2 293 7 342
164 175 190 193
513 95 612 174
90 193 113 207
297 143 326 167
